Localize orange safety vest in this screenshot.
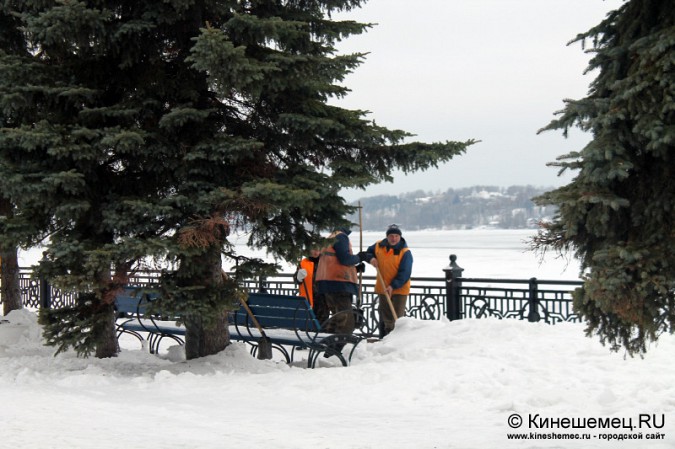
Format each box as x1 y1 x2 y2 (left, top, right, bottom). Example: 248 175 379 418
298 258 315 307
315 232 358 285
374 240 411 295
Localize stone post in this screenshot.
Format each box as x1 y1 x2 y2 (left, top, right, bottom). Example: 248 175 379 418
527 277 541 322
443 254 464 321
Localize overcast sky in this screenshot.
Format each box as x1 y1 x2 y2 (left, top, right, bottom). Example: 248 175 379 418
333 0 624 201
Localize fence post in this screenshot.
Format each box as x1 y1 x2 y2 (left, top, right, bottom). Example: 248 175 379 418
40 278 51 309
443 254 464 321
258 275 268 293
527 277 540 322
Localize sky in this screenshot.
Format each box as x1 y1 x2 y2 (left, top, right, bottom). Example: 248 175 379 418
334 0 625 201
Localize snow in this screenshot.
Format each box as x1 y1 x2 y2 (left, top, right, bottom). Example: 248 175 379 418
5 229 673 448
1 308 674 448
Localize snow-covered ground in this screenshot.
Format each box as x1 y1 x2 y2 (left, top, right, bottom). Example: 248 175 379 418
4 229 672 448
1 308 673 448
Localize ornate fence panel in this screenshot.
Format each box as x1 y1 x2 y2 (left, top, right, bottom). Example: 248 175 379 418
18 269 43 309
532 280 581 323
17 268 80 310
128 270 163 287
403 277 446 321
456 278 582 324
5 257 582 327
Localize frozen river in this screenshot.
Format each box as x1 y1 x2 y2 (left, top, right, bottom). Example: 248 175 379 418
227 228 582 280
18 228 582 281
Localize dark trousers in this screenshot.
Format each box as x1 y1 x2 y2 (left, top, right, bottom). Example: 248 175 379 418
378 294 407 338
313 293 330 326
323 292 355 335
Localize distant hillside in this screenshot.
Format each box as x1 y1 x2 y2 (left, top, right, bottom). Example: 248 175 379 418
348 185 557 231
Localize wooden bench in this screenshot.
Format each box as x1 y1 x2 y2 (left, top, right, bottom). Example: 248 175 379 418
230 292 365 368
114 287 185 354
115 288 365 367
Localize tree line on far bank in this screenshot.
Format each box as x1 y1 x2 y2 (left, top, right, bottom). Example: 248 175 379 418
350 185 558 231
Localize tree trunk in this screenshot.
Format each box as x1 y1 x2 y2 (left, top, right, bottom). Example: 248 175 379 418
185 310 230 360
94 269 119 358
1 248 22 315
183 244 230 359
94 302 119 358
0 196 22 315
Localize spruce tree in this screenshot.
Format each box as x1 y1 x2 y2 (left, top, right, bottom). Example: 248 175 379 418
533 0 674 355
0 1 473 358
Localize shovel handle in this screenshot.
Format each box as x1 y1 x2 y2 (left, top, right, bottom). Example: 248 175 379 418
237 296 267 335
223 269 267 336
376 267 398 320
358 201 363 308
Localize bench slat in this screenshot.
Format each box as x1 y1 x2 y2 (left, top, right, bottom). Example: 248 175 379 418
236 314 320 332
247 293 310 308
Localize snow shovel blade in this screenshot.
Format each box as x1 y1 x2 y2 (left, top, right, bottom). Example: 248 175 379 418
256 335 273 360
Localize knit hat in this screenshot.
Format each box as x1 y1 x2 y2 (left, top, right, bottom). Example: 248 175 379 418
337 226 352 236
386 224 402 237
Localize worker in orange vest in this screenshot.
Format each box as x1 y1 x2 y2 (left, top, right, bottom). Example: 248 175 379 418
314 227 367 339
363 224 413 338
294 248 320 307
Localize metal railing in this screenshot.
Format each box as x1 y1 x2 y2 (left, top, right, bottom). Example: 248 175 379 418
452 278 581 324
5 255 583 328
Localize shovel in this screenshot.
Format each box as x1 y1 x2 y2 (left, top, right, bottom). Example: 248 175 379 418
237 295 273 360
354 201 366 329
375 266 398 320
223 270 273 360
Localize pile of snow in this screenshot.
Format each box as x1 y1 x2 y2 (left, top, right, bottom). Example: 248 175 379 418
1 309 673 448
